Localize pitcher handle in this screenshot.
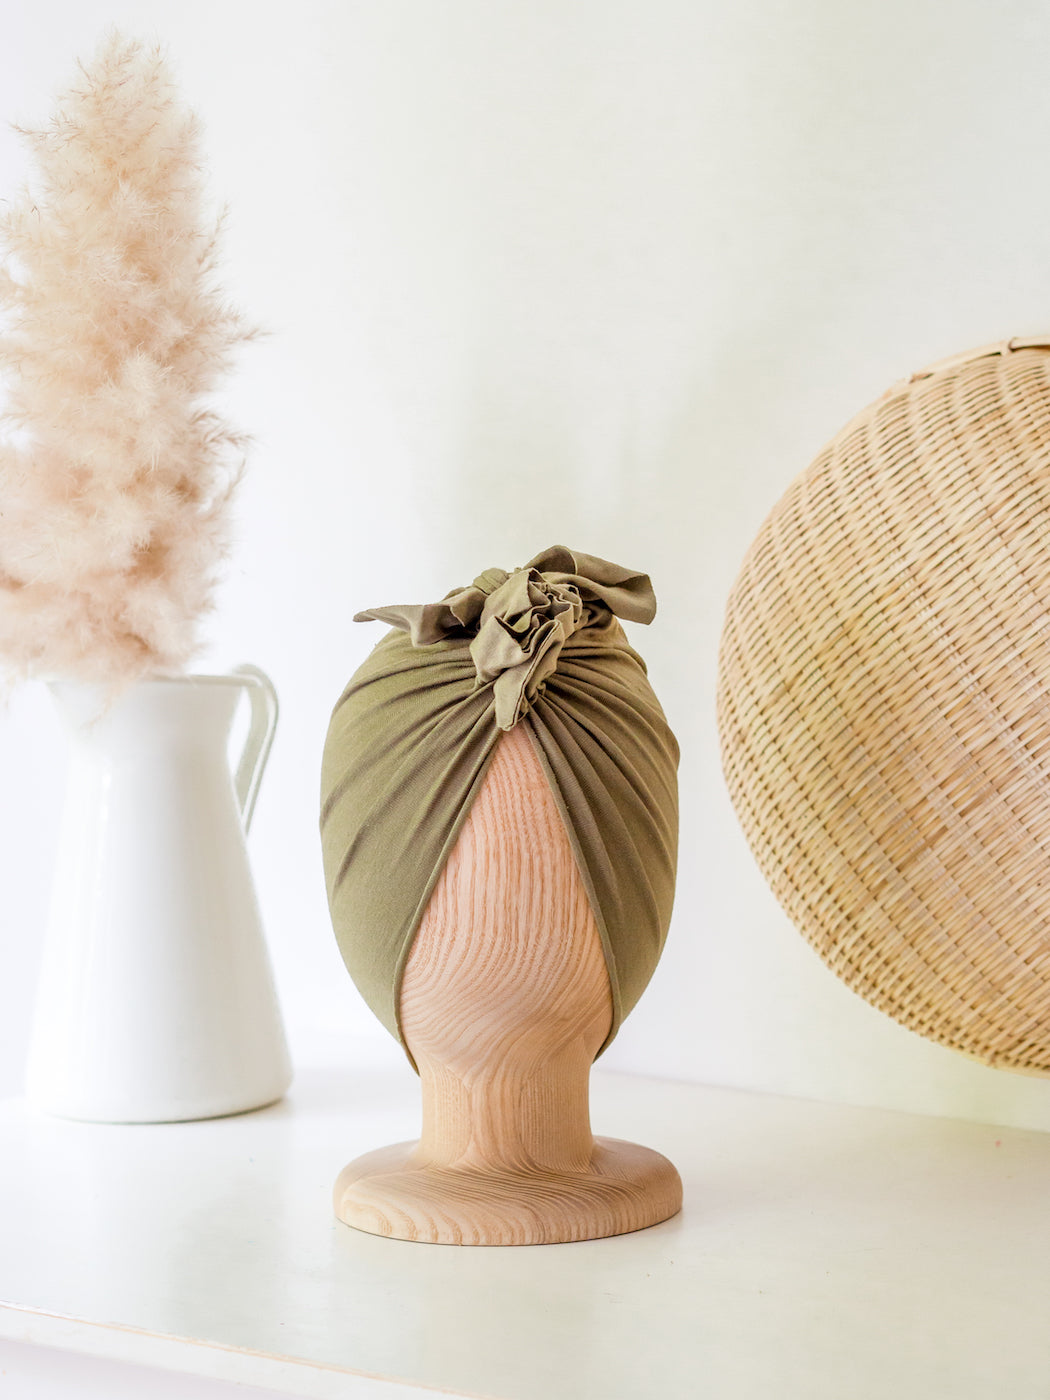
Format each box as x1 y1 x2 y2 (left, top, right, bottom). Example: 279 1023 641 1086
232 664 279 833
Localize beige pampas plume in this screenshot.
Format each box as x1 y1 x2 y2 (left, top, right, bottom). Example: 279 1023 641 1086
0 32 254 686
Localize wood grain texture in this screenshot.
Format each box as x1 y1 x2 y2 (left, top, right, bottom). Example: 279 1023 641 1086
334 725 682 1245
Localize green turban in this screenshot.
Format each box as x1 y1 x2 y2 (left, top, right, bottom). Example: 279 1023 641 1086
320 546 679 1063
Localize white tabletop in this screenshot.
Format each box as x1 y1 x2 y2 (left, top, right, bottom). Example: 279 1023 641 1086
2 1042 1048 1400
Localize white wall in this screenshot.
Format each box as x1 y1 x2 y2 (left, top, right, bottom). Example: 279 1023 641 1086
5 0 1050 1131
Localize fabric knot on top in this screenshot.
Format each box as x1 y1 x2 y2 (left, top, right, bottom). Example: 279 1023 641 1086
470 566 584 730
354 545 658 730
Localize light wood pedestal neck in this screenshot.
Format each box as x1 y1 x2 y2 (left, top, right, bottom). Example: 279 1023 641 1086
334 725 682 1245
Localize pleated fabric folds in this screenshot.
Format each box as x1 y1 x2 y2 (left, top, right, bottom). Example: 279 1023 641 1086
319 547 679 1063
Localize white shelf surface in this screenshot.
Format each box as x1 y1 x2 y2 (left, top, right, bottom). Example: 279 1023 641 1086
2 1044 1050 1400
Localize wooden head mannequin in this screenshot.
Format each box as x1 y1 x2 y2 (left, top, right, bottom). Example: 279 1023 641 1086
333 725 682 1245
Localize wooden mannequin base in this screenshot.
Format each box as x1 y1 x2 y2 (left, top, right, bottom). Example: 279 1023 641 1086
334 1137 683 1246
335 730 682 1247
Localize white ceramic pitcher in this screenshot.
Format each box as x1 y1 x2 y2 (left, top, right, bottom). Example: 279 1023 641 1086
25 667 292 1123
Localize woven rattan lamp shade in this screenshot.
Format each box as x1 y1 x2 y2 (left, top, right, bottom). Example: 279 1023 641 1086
718 339 1050 1075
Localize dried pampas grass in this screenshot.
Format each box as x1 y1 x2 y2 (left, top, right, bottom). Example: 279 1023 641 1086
0 33 254 686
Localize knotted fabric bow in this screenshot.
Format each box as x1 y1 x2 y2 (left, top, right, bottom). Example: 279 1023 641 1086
355 546 657 730
322 545 678 1065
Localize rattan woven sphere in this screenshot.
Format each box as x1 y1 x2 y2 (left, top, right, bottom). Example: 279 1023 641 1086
718 339 1050 1075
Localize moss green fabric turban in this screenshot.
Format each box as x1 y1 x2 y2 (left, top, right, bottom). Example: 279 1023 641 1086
320 546 679 1062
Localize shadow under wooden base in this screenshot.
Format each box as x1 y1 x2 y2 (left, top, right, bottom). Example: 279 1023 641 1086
334 1136 683 1246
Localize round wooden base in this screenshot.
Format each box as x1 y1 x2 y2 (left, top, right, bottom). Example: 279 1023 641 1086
334 1136 683 1246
